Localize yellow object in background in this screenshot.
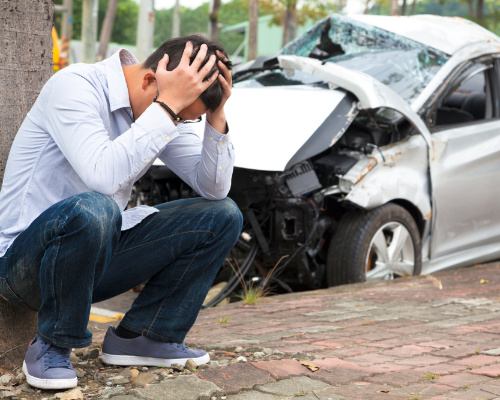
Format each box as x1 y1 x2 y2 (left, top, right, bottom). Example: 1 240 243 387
52 27 60 72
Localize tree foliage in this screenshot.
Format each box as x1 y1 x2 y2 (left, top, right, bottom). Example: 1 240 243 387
54 0 138 44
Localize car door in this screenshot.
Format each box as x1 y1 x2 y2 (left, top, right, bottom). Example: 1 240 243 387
429 57 500 261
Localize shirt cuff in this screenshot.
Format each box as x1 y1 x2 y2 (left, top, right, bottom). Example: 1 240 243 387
205 121 230 143
134 103 179 150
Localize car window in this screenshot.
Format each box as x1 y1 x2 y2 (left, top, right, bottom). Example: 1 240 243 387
280 15 450 103
432 62 494 129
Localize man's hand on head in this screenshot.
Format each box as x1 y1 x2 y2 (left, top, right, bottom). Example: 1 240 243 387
155 42 218 117
206 50 232 134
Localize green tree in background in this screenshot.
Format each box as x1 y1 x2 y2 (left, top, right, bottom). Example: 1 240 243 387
54 0 138 45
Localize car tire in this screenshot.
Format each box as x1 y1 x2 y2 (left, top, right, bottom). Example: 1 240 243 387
326 203 422 286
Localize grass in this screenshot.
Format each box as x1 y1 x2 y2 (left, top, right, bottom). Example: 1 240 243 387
227 255 289 305
407 394 422 400
217 314 230 323
425 372 440 380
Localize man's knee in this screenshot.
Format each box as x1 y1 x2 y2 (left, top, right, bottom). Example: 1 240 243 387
210 197 243 240
62 192 121 234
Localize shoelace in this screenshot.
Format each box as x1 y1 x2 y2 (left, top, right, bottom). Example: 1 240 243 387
35 343 72 369
175 343 188 352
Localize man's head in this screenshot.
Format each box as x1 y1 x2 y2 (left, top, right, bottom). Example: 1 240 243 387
143 35 232 113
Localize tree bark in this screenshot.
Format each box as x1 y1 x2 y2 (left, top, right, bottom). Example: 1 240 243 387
466 0 474 17
282 2 298 47
97 0 119 61
0 0 53 369
209 0 221 41
401 0 407 15
248 0 259 61
476 0 484 21
410 0 417 15
172 0 180 38
390 0 400 15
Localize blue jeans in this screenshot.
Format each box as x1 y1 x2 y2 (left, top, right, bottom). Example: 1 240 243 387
0 192 242 348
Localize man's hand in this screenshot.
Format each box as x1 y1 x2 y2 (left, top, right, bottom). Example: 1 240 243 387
155 42 218 115
206 50 232 134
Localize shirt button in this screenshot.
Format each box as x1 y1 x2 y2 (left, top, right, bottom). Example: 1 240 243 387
166 135 170 141
210 137 215 142
218 141 223 146
218 166 223 171
145 159 150 164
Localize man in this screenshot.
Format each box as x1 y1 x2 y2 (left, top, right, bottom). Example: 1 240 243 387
0 35 242 390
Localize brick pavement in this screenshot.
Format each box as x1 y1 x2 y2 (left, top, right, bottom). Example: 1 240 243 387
187 263 500 399
89 262 500 399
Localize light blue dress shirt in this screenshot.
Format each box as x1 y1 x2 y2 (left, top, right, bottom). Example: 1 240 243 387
0 49 235 257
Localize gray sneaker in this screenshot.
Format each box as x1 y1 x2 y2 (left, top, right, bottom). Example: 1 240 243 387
22 335 77 390
101 326 210 367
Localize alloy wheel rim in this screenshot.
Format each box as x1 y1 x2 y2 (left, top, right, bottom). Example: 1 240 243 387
365 222 415 281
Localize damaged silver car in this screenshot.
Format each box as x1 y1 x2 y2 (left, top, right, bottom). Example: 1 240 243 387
136 14 500 306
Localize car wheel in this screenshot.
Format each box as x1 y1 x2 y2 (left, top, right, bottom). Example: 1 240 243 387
326 203 422 286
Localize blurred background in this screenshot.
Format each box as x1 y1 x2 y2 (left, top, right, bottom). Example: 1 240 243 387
51 0 500 71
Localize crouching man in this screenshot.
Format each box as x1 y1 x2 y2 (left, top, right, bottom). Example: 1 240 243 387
0 35 242 390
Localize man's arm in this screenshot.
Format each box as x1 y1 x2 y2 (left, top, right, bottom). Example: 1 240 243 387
158 50 235 200
44 71 177 196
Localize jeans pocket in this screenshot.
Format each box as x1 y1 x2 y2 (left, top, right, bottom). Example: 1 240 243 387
0 277 37 312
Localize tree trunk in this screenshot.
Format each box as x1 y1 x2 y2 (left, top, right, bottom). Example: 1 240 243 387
390 0 400 15
248 0 259 60
476 0 484 21
97 0 119 61
401 0 407 15
0 0 53 369
209 0 221 41
467 0 474 17
410 0 417 15
282 3 298 47
172 0 180 38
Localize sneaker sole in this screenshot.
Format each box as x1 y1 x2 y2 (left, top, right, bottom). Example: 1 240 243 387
22 361 78 390
100 352 210 367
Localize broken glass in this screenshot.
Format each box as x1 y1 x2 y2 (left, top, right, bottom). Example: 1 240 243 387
281 15 450 103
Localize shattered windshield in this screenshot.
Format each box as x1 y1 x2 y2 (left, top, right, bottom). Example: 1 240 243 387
280 15 450 103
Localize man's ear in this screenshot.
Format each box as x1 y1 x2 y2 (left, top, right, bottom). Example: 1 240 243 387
141 71 156 90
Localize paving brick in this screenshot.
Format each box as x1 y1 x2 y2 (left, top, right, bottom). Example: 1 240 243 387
254 376 331 396
393 355 448 367
366 371 424 386
308 367 373 386
387 383 455 398
344 353 399 366
469 364 500 377
380 344 435 358
195 363 275 394
250 359 309 380
366 363 414 373
435 372 491 388
453 354 498 366
413 363 467 376
312 357 366 371
323 382 398 398
432 345 484 358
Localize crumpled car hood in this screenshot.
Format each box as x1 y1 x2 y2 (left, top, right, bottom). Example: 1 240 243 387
225 85 349 171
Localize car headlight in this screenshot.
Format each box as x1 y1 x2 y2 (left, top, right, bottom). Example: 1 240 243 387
338 178 354 193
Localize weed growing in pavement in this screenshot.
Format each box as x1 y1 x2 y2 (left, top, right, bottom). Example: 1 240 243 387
425 372 440 380
227 255 288 305
217 314 229 323
407 394 422 400
475 349 482 354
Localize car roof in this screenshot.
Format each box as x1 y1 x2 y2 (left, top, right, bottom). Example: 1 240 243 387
348 14 500 55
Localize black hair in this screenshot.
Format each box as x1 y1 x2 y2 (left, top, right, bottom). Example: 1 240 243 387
143 35 233 112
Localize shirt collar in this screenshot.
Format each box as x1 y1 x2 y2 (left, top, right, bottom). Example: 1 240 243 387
106 49 139 112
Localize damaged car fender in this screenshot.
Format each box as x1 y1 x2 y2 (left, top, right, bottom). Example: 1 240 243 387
341 134 432 227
